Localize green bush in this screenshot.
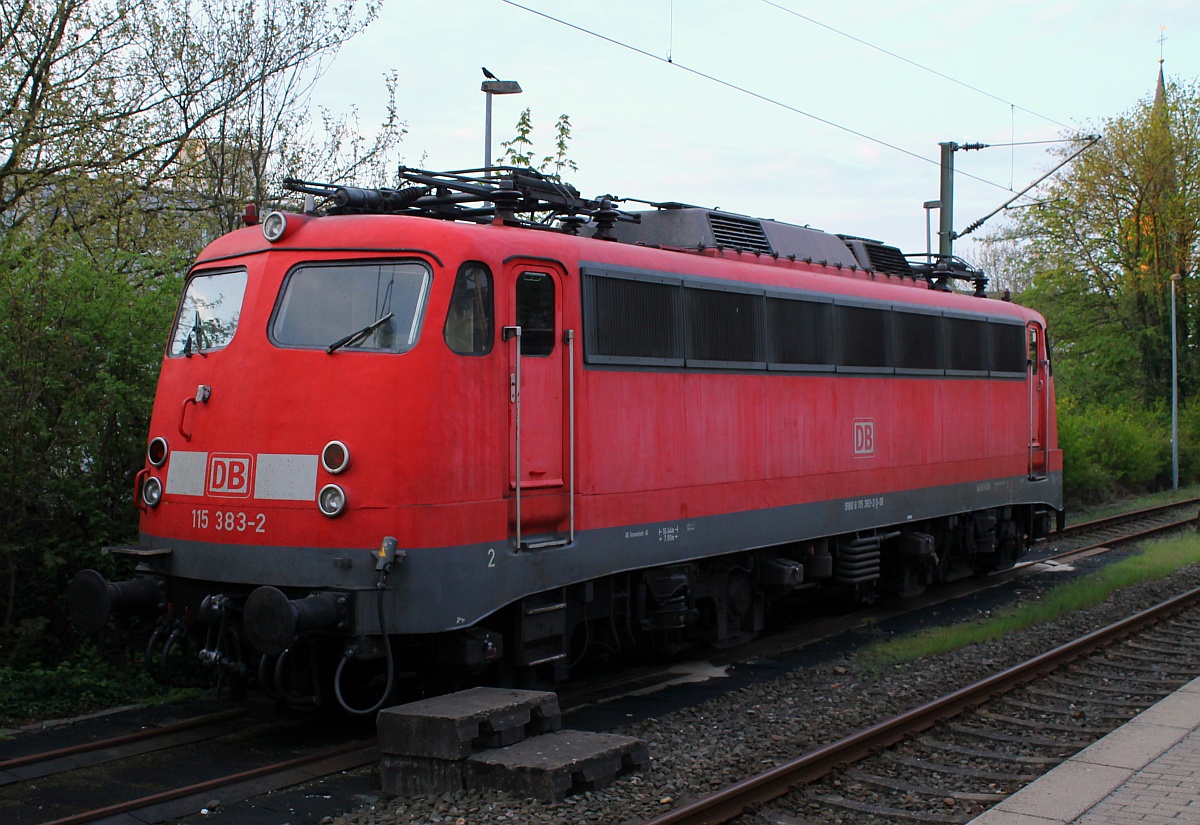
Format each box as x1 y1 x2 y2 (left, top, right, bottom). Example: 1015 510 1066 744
0 237 184 667
1058 399 1170 504
1176 396 1200 482
0 645 193 728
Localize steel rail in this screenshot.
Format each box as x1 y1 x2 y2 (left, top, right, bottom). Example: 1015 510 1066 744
40 739 377 825
1057 496 1200 539
639 585 1200 825
1028 511 1199 573
0 708 246 772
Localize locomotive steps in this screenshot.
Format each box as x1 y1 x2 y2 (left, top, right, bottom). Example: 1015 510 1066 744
377 687 648 802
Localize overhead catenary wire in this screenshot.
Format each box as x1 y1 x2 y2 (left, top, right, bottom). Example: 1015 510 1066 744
975 139 1086 148
758 0 1074 132
496 0 1018 195
956 134 1101 239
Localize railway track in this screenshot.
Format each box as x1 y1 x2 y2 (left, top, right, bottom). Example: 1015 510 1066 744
0 707 247 781
638 587 1200 825
561 496 1200 712
0 708 375 825
1053 496 1200 551
6 498 1198 825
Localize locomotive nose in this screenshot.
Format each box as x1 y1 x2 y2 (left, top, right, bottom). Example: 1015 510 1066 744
68 570 166 633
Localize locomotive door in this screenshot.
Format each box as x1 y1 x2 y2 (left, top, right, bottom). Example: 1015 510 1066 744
504 264 569 549
1027 322 1049 479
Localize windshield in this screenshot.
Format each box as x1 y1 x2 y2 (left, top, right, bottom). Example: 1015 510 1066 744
271 261 431 353
169 269 249 357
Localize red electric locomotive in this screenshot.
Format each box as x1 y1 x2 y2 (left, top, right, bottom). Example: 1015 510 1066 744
70 168 1062 712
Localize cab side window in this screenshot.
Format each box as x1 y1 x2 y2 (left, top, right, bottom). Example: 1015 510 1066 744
516 271 555 357
444 263 494 355
1028 325 1040 375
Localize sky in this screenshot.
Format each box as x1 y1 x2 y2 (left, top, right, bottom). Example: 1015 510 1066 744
309 0 1200 262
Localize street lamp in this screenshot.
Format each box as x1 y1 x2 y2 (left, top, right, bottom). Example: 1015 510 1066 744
1172 272 1181 491
481 69 522 175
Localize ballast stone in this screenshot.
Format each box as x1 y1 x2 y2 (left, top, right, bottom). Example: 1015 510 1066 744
465 729 650 802
377 686 561 760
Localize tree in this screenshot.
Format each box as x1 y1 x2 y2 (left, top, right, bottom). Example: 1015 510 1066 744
0 0 404 662
1 0 401 239
500 109 578 179
0 234 182 654
145 0 406 236
961 230 1036 298
1013 73 1200 406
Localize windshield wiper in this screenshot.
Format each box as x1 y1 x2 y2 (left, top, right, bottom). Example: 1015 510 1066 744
183 312 208 358
326 312 395 354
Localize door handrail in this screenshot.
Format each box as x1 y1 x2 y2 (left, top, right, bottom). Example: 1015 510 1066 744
503 325 522 549
566 329 576 544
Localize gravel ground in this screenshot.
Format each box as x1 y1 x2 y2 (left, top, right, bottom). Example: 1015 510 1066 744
324 562 1200 825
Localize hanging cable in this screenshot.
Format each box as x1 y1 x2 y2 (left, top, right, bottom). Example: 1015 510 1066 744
956 134 1100 238
497 0 1016 193
758 0 1073 130
1011 104 1015 190
667 0 673 63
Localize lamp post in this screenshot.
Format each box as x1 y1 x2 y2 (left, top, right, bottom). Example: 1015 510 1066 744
1172 272 1181 491
481 70 522 175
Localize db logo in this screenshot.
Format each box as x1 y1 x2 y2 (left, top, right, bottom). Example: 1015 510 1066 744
853 419 875 457
207 453 254 497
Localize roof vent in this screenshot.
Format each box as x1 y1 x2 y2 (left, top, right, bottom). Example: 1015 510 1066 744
708 214 773 254
839 235 913 277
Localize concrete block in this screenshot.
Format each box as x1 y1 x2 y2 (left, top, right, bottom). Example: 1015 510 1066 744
465 729 648 802
379 754 464 797
377 687 561 760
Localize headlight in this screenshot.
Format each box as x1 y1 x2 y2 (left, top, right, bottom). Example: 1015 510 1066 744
318 484 346 517
142 476 163 508
262 211 288 242
321 440 350 474
147 437 169 467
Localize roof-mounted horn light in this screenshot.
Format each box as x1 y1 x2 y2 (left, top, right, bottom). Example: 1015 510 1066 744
262 211 288 242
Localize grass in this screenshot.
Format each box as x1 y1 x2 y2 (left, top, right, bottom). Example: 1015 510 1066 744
862 533 1200 668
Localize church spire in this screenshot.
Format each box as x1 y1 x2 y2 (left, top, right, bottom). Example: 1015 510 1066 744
1155 26 1167 110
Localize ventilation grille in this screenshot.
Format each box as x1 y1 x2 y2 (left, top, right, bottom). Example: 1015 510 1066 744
892 312 942 370
838 305 889 368
686 287 764 363
766 297 833 366
861 242 912 276
586 275 681 360
708 214 773 253
947 317 987 372
989 323 1026 373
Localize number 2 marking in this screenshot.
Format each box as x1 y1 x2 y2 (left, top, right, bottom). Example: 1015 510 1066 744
487 548 496 568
